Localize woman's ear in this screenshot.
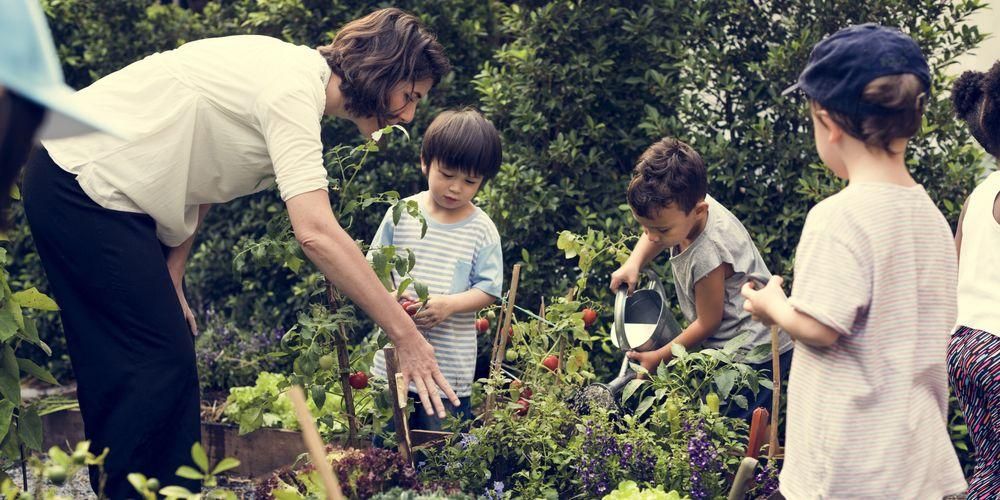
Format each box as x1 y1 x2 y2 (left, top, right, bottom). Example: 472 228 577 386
420 157 429 176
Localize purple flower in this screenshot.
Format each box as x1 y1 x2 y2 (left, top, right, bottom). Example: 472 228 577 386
687 422 721 500
484 480 504 499
459 433 480 450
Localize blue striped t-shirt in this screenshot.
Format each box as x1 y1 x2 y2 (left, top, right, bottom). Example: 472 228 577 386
369 193 503 397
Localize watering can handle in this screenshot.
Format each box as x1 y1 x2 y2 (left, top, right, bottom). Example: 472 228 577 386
642 268 667 298
614 285 631 351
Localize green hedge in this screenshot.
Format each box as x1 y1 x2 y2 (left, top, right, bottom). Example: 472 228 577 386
12 0 989 394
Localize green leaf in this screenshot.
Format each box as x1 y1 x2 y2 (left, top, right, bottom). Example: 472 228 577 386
635 395 655 418
0 311 17 343
310 384 326 409
284 256 303 273
175 465 204 481
621 378 647 402
211 457 241 475
0 400 15 444
0 347 19 406
191 442 209 472
413 282 429 302
395 278 412 298
392 201 404 225
158 485 194 498
722 331 751 354
733 394 748 409
744 343 772 364
17 407 42 451
669 342 687 358
127 473 148 493
274 490 304 500
713 369 737 398
12 288 59 311
17 358 58 385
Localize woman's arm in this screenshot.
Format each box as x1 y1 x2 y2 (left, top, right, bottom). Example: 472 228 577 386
166 204 211 335
285 189 459 416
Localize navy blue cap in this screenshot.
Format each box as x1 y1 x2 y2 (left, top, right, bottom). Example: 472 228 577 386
783 23 930 118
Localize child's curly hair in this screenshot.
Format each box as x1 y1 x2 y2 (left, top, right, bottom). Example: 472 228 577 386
952 60 1000 157
626 137 707 218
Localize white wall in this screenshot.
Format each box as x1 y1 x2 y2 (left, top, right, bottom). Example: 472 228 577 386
954 0 999 74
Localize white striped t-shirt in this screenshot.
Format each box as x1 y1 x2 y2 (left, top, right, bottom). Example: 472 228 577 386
369 193 503 397
781 183 967 499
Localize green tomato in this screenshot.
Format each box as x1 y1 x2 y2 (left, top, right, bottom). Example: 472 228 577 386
665 400 681 429
44 465 67 486
706 392 720 414
146 478 160 492
505 348 519 362
318 354 335 371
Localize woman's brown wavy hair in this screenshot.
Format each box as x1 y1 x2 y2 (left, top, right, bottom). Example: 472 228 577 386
318 8 451 126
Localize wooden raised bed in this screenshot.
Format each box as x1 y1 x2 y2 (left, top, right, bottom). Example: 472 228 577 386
40 410 316 478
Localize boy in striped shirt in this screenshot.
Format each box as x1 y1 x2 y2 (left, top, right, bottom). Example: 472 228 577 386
741 25 967 497
370 108 504 430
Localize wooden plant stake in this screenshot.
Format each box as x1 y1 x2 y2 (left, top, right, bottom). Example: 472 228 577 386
484 264 522 421
382 345 413 465
288 385 344 500
768 324 782 459
325 283 359 447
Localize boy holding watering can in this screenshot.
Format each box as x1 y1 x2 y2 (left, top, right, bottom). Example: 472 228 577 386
610 137 793 420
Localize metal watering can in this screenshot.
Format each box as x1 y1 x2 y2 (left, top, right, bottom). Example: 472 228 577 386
610 268 683 353
569 269 683 415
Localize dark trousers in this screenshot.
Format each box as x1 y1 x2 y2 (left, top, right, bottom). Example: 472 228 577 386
22 150 201 499
727 348 794 422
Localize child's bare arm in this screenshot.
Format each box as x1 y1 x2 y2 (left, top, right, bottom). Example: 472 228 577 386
740 277 840 348
627 264 728 373
411 289 496 331
612 233 670 294
955 198 969 258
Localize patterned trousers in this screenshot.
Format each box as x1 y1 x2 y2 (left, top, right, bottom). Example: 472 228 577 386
948 326 1000 500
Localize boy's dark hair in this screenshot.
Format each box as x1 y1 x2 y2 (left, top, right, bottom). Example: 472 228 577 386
952 61 1000 158
815 74 928 154
318 8 451 126
627 137 707 218
421 108 502 182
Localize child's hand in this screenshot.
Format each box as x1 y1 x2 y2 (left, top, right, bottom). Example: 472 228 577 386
611 262 641 296
627 348 669 376
411 295 455 331
740 276 788 326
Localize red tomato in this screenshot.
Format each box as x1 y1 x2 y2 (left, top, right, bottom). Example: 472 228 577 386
515 398 530 416
542 355 559 372
582 308 598 328
401 300 418 316
348 371 369 390
475 317 490 333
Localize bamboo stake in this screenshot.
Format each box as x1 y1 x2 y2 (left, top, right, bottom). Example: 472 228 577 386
288 385 344 500
484 264 522 421
383 345 413 465
768 325 782 459
326 284 359 446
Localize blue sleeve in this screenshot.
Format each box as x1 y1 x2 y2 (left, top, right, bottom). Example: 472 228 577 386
471 241 504 298
366 209 395 260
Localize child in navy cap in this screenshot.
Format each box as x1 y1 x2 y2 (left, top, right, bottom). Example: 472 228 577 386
742 24 967 497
